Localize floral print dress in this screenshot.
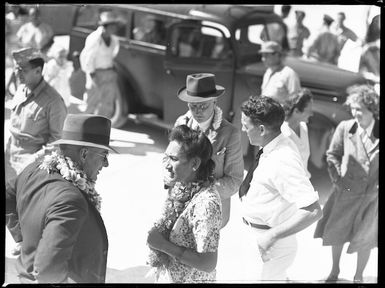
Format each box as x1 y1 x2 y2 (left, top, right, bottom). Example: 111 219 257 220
158 185 222 283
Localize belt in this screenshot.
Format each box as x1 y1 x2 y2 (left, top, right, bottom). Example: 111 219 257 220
242 218 271 230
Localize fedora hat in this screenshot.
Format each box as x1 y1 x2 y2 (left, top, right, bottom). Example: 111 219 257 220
98 11 121 26
177 73 225 103
51 114 117 152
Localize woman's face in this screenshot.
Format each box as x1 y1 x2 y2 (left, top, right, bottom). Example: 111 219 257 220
350 100 374 128
163 140 196 186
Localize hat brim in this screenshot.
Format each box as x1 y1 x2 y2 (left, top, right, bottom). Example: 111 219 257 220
51 139 118 153
177 85 225 103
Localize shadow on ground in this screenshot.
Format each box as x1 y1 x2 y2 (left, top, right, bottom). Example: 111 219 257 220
5 258 155 284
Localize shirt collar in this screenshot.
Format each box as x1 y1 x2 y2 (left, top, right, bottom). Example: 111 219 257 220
29 78 46 98
262 133 285 155
357 118 375 137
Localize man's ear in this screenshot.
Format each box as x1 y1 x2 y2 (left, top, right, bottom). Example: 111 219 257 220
79 147 88 163
259 124 267 136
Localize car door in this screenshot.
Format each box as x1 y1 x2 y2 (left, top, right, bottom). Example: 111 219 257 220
164 21 235 124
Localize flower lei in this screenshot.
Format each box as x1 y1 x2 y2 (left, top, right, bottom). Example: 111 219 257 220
180 105 223 144
38 150 102 212
147 181 204 271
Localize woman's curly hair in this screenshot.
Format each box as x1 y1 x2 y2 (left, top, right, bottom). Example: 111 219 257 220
345 84 379 119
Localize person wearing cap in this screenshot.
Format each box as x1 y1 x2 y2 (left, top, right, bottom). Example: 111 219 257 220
5 47 67 201
287 10 310 57
332 12 359 52
260 41 301 105
5 114 114 283
79 11 122 118
174 73 244 228
306 14 340 65
16 7 54 54
239 96 322 281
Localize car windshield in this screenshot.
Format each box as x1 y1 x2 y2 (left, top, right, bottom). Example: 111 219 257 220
235 22 287 64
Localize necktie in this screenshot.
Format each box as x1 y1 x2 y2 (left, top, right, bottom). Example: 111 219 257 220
239 148 263 198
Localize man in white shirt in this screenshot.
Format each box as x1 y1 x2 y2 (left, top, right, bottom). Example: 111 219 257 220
260 41 301 105
239 96 322 281
16 7 54 54
80 11 121 119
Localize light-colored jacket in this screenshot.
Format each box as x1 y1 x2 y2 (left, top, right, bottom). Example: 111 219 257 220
175 110 244 227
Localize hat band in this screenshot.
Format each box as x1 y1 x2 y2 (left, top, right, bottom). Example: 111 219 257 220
62 131 110 146
187 88 217 97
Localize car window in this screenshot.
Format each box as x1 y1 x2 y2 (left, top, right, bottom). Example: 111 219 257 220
75 6 100 29
235 21 287 64
75 6 127 37
132 12 167 46
170 24 231 60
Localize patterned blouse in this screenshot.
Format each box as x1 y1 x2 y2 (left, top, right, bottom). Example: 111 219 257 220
158 185 222 283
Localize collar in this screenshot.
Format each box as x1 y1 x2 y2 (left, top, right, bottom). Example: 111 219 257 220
262 133 285 155
30 78 46 98
357 118 375 137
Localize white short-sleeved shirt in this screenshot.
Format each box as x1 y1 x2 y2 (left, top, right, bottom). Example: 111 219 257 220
261 66 301 104
241 133 319 227
281 121 311 178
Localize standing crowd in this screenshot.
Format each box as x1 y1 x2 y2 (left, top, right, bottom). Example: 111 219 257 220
4 5 379 284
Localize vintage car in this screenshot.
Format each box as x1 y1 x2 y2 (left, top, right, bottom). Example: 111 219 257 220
43 4 371 171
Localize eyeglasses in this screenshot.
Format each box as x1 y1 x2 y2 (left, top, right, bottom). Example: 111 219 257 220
89 150 109 162
187 102 212 112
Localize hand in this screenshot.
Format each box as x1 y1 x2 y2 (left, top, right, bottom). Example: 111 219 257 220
257 231 276 262
147 228 167 251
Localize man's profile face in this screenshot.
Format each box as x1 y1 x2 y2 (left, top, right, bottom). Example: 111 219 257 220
241 112 263 146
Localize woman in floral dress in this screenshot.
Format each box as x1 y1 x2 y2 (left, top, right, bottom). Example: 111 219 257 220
147 125 222 283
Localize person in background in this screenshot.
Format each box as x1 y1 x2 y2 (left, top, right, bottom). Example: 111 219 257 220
359 14 380 85
306 14 340 65
6 114 114 283
314 85 379 283
5 48 67 257
133 14 166 45
44 45 72 107
69 51 87 102
281 88 314 178
332 12 359 52
174 73 244 228
80 11 122 118
239 96 322 281
260 41 301 105
287 10 310 57
16 7 54 55
147 125 222 283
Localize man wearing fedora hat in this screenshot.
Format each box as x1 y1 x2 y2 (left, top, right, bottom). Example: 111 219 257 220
174 73 244 228
259 41 301 105
80 11 122 119
306 14 340 65
6 114 114 283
